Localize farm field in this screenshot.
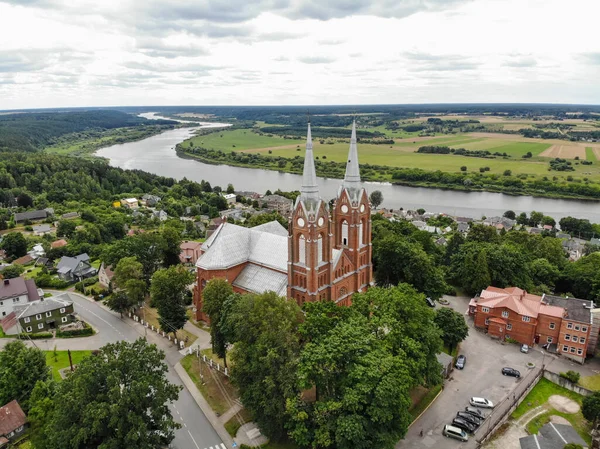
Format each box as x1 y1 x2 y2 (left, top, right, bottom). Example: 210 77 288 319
184 127 600 182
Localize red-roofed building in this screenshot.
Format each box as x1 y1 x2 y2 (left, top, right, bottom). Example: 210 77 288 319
469 287 594 363
50 239 68 249
0 400 27 445
179 241 203 265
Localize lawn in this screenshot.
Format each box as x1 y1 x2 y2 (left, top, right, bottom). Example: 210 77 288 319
409 384 443 421
45 350 92 381
141 301 197 346
201 347 232 368
180 354 239 415
224 407 253 437
580 374 600 390
510 377 591 445
185 128 304 152
586 147 597 161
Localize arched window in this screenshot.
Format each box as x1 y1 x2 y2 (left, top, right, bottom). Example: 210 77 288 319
317 234 323 262
342 220 348 246
298 235 306 264
358 221 364 246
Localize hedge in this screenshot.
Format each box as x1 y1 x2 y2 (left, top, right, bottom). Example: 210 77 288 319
56 323 94 338
34 274 70 289
18 332 53 340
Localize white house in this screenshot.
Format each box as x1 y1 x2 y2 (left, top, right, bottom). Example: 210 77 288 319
224 193 236 204
0 277 41 319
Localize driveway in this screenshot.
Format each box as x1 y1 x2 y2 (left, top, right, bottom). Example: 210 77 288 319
1 290 225 449
396 296 547 449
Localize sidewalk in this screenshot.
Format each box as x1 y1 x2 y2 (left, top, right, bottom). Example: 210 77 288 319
175 362 235 447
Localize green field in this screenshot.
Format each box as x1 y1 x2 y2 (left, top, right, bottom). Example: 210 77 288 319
45 350 92 381
587 147 598 161
182 127 600 184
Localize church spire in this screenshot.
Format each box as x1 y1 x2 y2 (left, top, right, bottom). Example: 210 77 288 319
300 122 320 204
343 120 361 189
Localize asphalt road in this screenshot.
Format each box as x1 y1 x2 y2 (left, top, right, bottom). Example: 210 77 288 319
4 291 225 449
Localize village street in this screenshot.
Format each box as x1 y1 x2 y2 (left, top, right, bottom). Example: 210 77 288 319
0 291 222 449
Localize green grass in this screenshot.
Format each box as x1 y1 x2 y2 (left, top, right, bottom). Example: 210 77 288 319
512 378 584 419
409 384 443 421
185 128 304 152
586 147 597 161
224 408 253 437
45 350 92 381
580 374 600 390
180 354 238 415
526 410 591 445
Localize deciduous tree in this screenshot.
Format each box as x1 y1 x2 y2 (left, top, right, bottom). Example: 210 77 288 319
29 339 181 449
0 341 49 412
150 266 193 337
1 232 27 258
434 307 469 351
202 278 234 366
369 190 383 209
582 391 600 423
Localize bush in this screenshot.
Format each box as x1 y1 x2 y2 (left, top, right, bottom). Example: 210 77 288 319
18 332 53 340
505 337 520 344
559 370 581 384
56 326 94 338
503 170 512 176
34 274 70 289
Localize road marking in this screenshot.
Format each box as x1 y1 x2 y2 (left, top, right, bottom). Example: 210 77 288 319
220 444 226 449
187 430 201 449
74 302 124 337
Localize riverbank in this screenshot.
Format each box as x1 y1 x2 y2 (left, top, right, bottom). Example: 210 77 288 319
45 124 179 157
176 145 600 202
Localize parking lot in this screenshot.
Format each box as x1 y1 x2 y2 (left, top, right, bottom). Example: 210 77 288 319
396 296 546 449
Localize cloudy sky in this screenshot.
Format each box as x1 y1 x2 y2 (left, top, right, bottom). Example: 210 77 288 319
1 0 599 109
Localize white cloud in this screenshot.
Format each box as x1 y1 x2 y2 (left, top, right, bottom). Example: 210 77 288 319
0 0 599 108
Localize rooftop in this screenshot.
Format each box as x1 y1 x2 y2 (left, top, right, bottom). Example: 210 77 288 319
0 277 39 301
0 400 27 436
543 294 593 324
14 293 73 319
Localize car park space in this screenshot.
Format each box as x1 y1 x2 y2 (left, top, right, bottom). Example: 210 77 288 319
396 297 545 449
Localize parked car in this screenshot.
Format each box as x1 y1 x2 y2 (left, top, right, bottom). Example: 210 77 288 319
464 406 485 420
455 354 466 369
456 412 481 426
520 344 529 353
425 297 435 307
452 417 476 433
470 397 494 408
502 367 521 378
442 424 468 442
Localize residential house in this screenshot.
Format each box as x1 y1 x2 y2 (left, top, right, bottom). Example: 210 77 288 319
219 208 245 222
455 216 473 224
519 423 587 449
435 237 447 246
0 277 40 319
14 294 74 334
469 286 593 363
152 210 168 221
56 254 96 282
543 224 554 231
529 227 543 235
98 262 114 289
556 233 570 240
13 209 48 223
457 222 470 233
411 220 427 229
206 217 226 238
35 257 53 269
141 194 161 207
562 238 584 261
590 237 600 246
259 194 293 215
0 400 27 446
235 191 260 200
28 244 45 259
51 239 68 249
32 224 52 236
223 193 237 204
180 241 203 265
60 212 80 220
120 198 139 209
193 222 206 234
11 255 33 266
483 216 516 231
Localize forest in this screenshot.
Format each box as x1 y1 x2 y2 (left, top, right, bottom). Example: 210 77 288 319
0 110 177 152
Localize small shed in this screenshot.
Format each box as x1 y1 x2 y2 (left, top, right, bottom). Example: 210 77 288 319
436 352 454 379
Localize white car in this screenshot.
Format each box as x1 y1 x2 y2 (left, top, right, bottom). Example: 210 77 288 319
470 397 494 408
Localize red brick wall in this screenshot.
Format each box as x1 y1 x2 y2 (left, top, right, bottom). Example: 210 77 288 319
557 319 591 363
194 263 248 321
474 305 536 345
536 314 562 345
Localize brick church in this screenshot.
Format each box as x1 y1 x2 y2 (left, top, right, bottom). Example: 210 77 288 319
193 121 373 321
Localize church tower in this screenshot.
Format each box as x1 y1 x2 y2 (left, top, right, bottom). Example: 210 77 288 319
331 120 373 303
288 123 334 306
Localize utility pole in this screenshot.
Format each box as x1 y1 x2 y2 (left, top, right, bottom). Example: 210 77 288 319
68 349 74 372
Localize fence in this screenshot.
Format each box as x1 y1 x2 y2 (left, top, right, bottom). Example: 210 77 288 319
543 370 593 397
477 366 543 446
188 345 230 377
128 312 186 350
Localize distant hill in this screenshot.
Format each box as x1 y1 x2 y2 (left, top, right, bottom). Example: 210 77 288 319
0 110 176 152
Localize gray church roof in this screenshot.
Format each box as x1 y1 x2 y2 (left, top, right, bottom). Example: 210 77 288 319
343 120 361 191
197 221 288 272
299 123 320 207
233 264 288 297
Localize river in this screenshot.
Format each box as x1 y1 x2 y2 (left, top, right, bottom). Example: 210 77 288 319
97 116 600 222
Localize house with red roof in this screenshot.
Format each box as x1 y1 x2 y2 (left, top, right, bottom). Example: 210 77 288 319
0 400 27 446
469 286 594 364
